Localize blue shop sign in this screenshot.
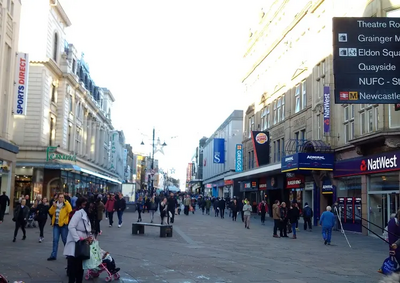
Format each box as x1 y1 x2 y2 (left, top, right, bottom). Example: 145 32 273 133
281 153 334 173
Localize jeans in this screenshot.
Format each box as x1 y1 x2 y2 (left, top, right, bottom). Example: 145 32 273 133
280 220 288 237
38 219 47 238
220 208 225 218
94 219 101 235
117 210 123 225
232 211 237 221
322 227 333 243
261 212 266 223
137 210 142 221
273 219 280 235
14 219 26 238
0 206 5 221
206 208 210 215
214 208 219 217
108 211 114 225
184 205 189 215
51 225 68 258
150 210 155 222
291 222 297 236
304 217 312 230
68 256 83 283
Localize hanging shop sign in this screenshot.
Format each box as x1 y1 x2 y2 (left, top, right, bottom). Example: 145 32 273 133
281 153 334 172
46 146 76 162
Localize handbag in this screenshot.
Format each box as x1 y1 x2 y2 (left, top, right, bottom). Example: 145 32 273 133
74 214 90 260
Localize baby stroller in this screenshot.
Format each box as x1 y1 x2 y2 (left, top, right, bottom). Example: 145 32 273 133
83 240 121 282
26 209 36 228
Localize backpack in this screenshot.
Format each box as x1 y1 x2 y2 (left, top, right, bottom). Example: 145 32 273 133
304 207 312 218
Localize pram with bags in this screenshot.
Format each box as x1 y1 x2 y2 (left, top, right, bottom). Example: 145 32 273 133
83 240 121 282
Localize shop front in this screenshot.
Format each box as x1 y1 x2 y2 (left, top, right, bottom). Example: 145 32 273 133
281 152 334 223
265 174 286 217
334 150 400 235
0 140 19 211
240 181 259 212
224 179 234 199
15 161 121 205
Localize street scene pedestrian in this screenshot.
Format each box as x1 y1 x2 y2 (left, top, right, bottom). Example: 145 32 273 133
0 191 10 223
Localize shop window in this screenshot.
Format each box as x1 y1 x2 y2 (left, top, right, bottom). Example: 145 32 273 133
336 176 361 198
369 173 399 192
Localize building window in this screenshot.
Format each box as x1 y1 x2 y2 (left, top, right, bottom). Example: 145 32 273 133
51 84 56 103
295 85 301 113
248 116 255 138
300 129 306 141
53 33 58 62
69 96 73 112
248 151 251 169
277 139 281 161
301 80 307 109
49 117 55 146
68 125 72 151
251 151 254 168
317 114 321 140
277 97 282 123
261 107 266 130
281 95 285 121
266 105 270 129
75 129 81 154
343 105 355 143
389 104 400 128
72 59 76 73
360 105 378 135
273 101 277 125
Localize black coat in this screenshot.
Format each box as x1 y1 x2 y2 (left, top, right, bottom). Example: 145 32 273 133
115 198 126 211
167 197 176 212
288 207 300 223
36 203 50 220
13 205 30 221
0 194 10 208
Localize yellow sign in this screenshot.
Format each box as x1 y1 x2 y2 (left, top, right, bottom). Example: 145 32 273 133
349 91 358 100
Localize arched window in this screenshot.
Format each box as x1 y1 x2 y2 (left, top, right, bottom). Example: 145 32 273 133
53 33 58 62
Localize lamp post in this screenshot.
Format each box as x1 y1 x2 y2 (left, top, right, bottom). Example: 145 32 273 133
140 127 167 196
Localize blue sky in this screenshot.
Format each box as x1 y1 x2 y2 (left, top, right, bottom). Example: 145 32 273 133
61 0 264 188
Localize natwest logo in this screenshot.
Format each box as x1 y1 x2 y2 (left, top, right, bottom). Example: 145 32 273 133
365 155 398 171
306 155 325 160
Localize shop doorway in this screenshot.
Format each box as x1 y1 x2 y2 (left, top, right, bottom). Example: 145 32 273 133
369 193 400 236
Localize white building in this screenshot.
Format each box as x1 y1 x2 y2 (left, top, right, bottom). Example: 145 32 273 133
202 110 243 198
13 0 121 201
0 0 22 210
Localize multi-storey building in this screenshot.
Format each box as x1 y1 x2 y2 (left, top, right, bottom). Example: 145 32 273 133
202 110 243 198
124 144 134 183
13 0 121 204
0 0 22 212
226 0 400 235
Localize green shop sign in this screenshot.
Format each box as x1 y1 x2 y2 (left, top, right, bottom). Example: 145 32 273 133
46 146 76 162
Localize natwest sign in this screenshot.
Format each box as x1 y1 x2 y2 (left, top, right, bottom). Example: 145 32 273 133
334 151 400 177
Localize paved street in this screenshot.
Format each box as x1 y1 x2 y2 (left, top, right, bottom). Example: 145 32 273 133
0 209 390 283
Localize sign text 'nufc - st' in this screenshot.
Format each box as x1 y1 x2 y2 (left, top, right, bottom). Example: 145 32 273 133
333 17 400 104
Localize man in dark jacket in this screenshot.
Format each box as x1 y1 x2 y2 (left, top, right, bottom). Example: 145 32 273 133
303 202 313 231
219 198 226 219
115 193 126 228
167 193 177 223
0 191 10 223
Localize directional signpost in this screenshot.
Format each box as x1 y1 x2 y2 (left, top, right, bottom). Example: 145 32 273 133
333 17 400 104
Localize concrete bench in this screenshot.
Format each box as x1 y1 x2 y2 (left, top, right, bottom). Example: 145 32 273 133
131 222 173 238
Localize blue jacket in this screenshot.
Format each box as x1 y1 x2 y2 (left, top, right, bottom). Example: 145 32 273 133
320 211 335 228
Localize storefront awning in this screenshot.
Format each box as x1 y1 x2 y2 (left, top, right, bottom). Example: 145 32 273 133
17 162 81 171
80 168 122 184
224 163 281 180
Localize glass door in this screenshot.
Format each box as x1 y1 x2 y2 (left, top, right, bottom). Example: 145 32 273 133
369 194 388 236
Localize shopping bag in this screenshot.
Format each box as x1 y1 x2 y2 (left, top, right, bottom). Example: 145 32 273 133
83 240 102 270
380 254 398 275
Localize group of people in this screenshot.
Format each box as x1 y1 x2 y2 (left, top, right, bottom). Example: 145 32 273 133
5 191 127 283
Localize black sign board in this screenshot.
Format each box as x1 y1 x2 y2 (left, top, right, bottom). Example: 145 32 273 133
333 17 400 104
251 131 270 166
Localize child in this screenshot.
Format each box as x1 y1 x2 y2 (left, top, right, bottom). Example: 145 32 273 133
101 249 120 275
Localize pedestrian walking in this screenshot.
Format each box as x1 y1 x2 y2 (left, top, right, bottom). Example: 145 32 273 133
243 200 252 229
0 191 10 223
115 193 126 228
184 195 191 215
214 198 219 217
258 201 267 225
136 196 144 222
148 195 157 223
35 197 50 243
272 200 281 238
12 198 30 242
288 202 300 239
47 193 72 261
240 200 245 222
94 196 104 237
303 202 313 231
219 198 226 219
105 194 116 226
205 198 211 215
231 199 238 221
320 206 336 245
64 197 92 283
167 193 176 223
